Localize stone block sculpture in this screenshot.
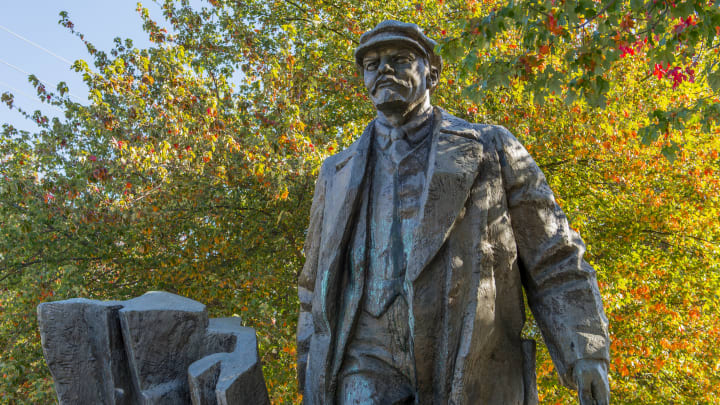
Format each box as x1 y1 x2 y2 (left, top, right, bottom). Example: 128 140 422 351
37 291 270 405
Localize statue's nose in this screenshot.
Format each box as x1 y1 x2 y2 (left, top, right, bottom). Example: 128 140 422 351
379 61 394 74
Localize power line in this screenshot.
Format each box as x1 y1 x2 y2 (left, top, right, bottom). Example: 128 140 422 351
0 57 84 102
0 23 73 66
0 81 65 114
0 57 29 76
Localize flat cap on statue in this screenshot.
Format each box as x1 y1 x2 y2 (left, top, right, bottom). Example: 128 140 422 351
354 20 443 74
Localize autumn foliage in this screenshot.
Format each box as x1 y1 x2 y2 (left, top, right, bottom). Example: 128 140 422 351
1 0 719 403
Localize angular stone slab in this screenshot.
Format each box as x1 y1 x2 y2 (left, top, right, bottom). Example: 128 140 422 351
201 317 243 356
188 318 270 405
37 298 135 405
119 291 209 404
39 292 270 405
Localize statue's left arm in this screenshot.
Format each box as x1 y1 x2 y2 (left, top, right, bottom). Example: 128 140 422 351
495 126 610 403
297 163 327 393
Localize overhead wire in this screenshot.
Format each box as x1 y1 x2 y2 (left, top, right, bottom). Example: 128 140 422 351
0 80 65 114
0 58 84 102
0 57 31 76
0 23 73 66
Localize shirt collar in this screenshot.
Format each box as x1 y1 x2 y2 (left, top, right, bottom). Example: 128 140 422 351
375 105 434 148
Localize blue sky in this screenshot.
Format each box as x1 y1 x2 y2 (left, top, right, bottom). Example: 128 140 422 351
0 1 173 133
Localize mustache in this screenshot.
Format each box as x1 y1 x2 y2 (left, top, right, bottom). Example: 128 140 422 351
371 76 408 94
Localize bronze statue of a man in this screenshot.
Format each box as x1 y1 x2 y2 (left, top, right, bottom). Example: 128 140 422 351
297 20 610 405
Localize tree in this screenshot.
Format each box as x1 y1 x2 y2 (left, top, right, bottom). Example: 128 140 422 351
1 0 718 403
441 0 720 159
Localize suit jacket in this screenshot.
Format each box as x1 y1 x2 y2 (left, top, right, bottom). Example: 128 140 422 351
297 108 609 404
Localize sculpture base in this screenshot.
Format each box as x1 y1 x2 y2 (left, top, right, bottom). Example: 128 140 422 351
37 291 270 405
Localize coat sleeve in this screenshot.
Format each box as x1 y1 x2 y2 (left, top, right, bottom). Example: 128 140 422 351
297 162 327 392
494 126 610 389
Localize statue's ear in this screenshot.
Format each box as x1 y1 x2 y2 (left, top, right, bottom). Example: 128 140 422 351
428 66 440 92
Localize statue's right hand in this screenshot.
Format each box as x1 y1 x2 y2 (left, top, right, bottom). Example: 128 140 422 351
574 359 609 405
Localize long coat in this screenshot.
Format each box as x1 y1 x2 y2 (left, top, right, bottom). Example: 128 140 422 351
297 108 609 404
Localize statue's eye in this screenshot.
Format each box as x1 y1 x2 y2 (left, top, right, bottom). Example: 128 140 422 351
364 61 378 71
394 53 415 64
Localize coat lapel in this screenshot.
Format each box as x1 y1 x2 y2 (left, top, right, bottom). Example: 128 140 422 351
406 110 484 283
317 121 373 333
315 122 373 403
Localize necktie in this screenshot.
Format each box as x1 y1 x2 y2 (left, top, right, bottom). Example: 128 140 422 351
383 127 410 164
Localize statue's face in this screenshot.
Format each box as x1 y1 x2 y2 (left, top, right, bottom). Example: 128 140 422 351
362 45 434 113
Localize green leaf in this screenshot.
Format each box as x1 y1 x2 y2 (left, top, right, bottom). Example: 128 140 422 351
661 142 680 163
564 89 578 105
708 70 720 92
630 0 645 11
640 125 659 145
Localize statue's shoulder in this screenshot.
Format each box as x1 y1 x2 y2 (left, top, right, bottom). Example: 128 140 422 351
437 108 511 146
318 150 345 173
317 120 374 178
